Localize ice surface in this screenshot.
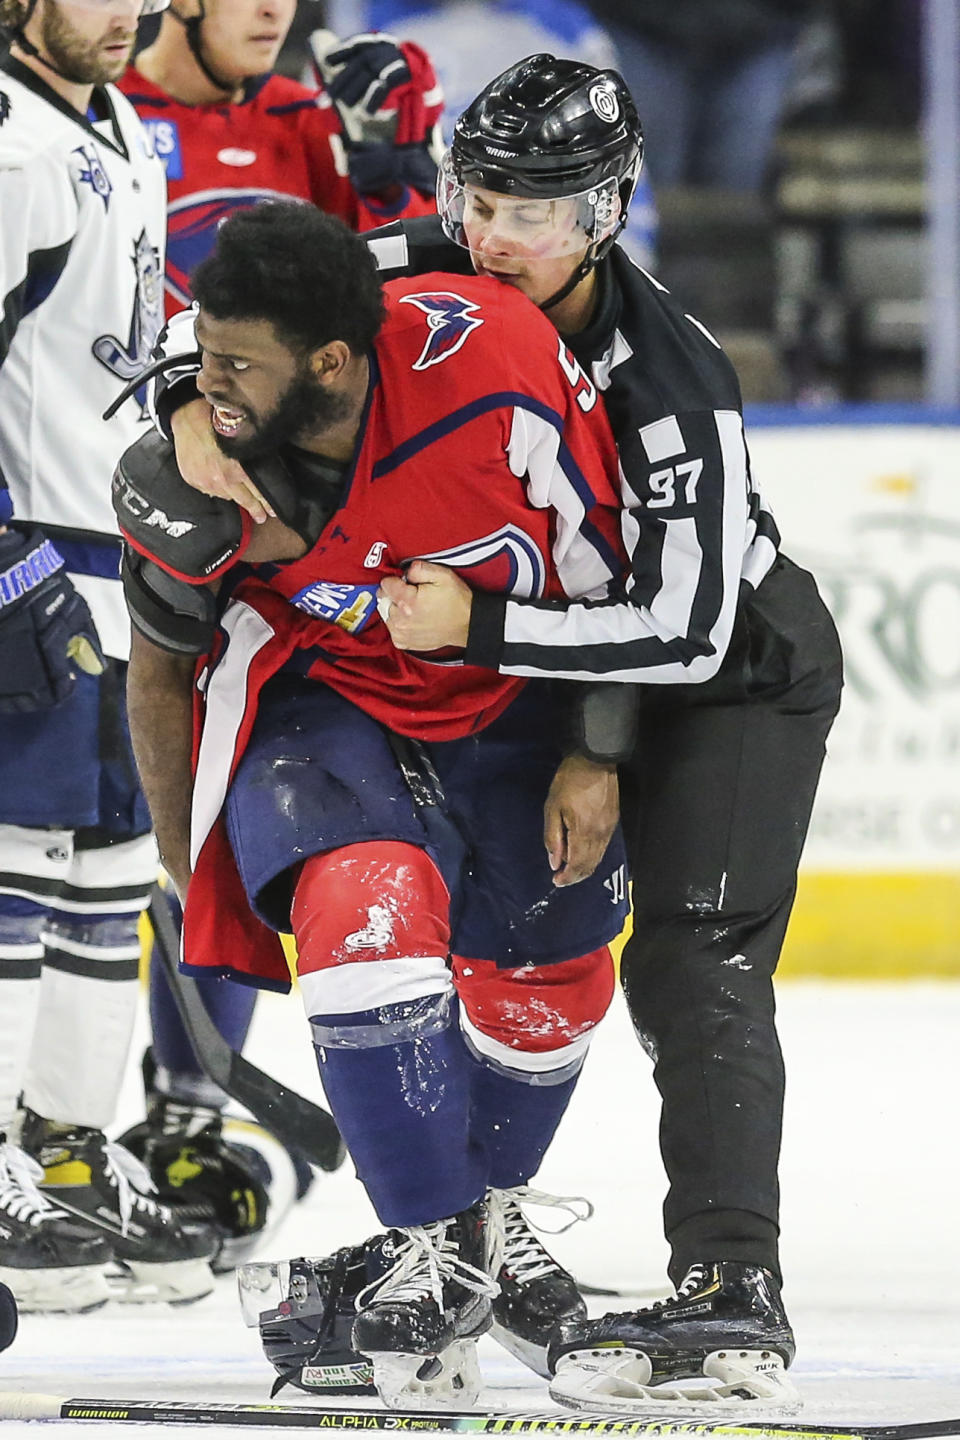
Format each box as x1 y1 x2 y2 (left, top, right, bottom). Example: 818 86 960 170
1 982 958 1436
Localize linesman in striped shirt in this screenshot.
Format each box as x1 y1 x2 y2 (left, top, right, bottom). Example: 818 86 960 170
159 55 843 1412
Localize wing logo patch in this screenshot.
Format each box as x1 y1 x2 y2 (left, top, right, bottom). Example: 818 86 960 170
399 291 484 370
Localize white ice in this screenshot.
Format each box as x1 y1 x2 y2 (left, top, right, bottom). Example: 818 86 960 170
1 981 958 1436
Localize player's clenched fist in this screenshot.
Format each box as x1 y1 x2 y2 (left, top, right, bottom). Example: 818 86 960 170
378 560 472 652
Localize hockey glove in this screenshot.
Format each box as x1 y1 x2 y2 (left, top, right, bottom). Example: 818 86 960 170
309 29 444 197
0 524 106 714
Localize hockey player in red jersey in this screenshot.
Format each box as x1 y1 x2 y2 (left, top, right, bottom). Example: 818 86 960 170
118 1 440 315
116 2 443 1258
114 201 630 1407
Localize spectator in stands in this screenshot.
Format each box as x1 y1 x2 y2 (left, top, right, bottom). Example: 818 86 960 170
581 0 817 191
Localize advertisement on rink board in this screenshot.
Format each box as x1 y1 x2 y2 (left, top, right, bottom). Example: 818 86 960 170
749 416 960 975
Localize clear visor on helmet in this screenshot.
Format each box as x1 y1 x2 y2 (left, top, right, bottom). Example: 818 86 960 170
60 0 170 12
438 150 621 259
237 1259 292 1329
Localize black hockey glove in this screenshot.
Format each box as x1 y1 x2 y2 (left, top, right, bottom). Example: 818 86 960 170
309 29 443 197
0 524 106 714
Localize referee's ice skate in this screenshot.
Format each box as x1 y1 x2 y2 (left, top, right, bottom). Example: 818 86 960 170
547 1261 799 1411
20 1110 217 1305
350 1202 498 1409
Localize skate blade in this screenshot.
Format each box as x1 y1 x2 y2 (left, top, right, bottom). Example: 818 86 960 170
489 1319 550 1379
368 1339 484 1409
107 1256 215 1306
0 1263 110 1315
550 1347 801 1414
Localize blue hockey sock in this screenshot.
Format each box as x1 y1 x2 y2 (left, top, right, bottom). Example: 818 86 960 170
465 1052 580 1190
149 891 257 1094
310 993 486 1226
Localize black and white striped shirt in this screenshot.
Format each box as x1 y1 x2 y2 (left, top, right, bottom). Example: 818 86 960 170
366 216 780 684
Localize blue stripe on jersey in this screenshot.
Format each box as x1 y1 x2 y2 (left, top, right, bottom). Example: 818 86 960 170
54 535 122 580
1 239 73 367
370 391 565 480
264 99 319 116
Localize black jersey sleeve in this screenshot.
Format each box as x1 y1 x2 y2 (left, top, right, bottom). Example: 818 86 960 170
463 249 781 685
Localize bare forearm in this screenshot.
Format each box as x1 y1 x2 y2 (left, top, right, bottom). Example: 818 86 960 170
127 629 196 901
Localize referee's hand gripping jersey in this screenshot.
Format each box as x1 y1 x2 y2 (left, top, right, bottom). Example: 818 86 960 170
369 55 843 1409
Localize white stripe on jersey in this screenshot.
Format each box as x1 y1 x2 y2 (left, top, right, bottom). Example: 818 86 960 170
507 405 616 601
190 601 276 870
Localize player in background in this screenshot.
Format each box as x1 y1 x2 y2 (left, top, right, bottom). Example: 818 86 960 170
115 2 444 1268
118 0 441 316
165 57 843 1408
113 201 631 1406
0 0 217 1314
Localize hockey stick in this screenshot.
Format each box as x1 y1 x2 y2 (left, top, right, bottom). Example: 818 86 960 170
1 1393 958 1438
147 883 345 1173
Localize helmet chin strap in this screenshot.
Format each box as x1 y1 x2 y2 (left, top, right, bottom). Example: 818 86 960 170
170 0 236 95
540 254 595 315
4 0 98 85
539 214 626 314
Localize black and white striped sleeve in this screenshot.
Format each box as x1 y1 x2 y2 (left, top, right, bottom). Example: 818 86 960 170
465 406 771 684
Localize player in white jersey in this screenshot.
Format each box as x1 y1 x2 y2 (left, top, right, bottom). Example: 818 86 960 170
0 0 216 1313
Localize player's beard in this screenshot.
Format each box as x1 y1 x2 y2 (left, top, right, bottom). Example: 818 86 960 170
213 367 354 465
39 3 136 85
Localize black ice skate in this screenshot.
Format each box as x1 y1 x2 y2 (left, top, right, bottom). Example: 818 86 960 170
548 1261 799 1411
118 1093 313 1273
486 1185 590 1378
241 1241 393 1397
0 1138 111 1314
20 1110 216 1305
351 1202 498 1409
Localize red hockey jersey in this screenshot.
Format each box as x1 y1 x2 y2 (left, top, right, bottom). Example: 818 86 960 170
117 69 435 316
131 276 626 983
214 274 625 743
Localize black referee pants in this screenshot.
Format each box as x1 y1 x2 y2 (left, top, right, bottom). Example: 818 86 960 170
619 555 843 1287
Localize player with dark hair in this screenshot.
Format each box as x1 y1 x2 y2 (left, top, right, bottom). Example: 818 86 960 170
157 55 842 1409
114 199 632 1407
115 1 445 1268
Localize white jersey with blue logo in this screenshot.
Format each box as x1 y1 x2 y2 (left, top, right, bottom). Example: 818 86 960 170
0 56 166 658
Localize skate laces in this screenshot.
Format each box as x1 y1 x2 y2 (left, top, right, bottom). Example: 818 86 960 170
490 1186 593 1284
0 1141 69 1225
356 1219 499 1313
649 1262 713 1311
102 1141 169 1233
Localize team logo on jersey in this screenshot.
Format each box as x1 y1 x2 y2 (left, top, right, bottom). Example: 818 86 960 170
140 119 183 180
165 189 299 307
414 525 548 601
290 580 378 633
399 292 484 371
588 82 620 124
0 92 11 127
364 542 388 568
73 144 112 211
92 229 164 415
